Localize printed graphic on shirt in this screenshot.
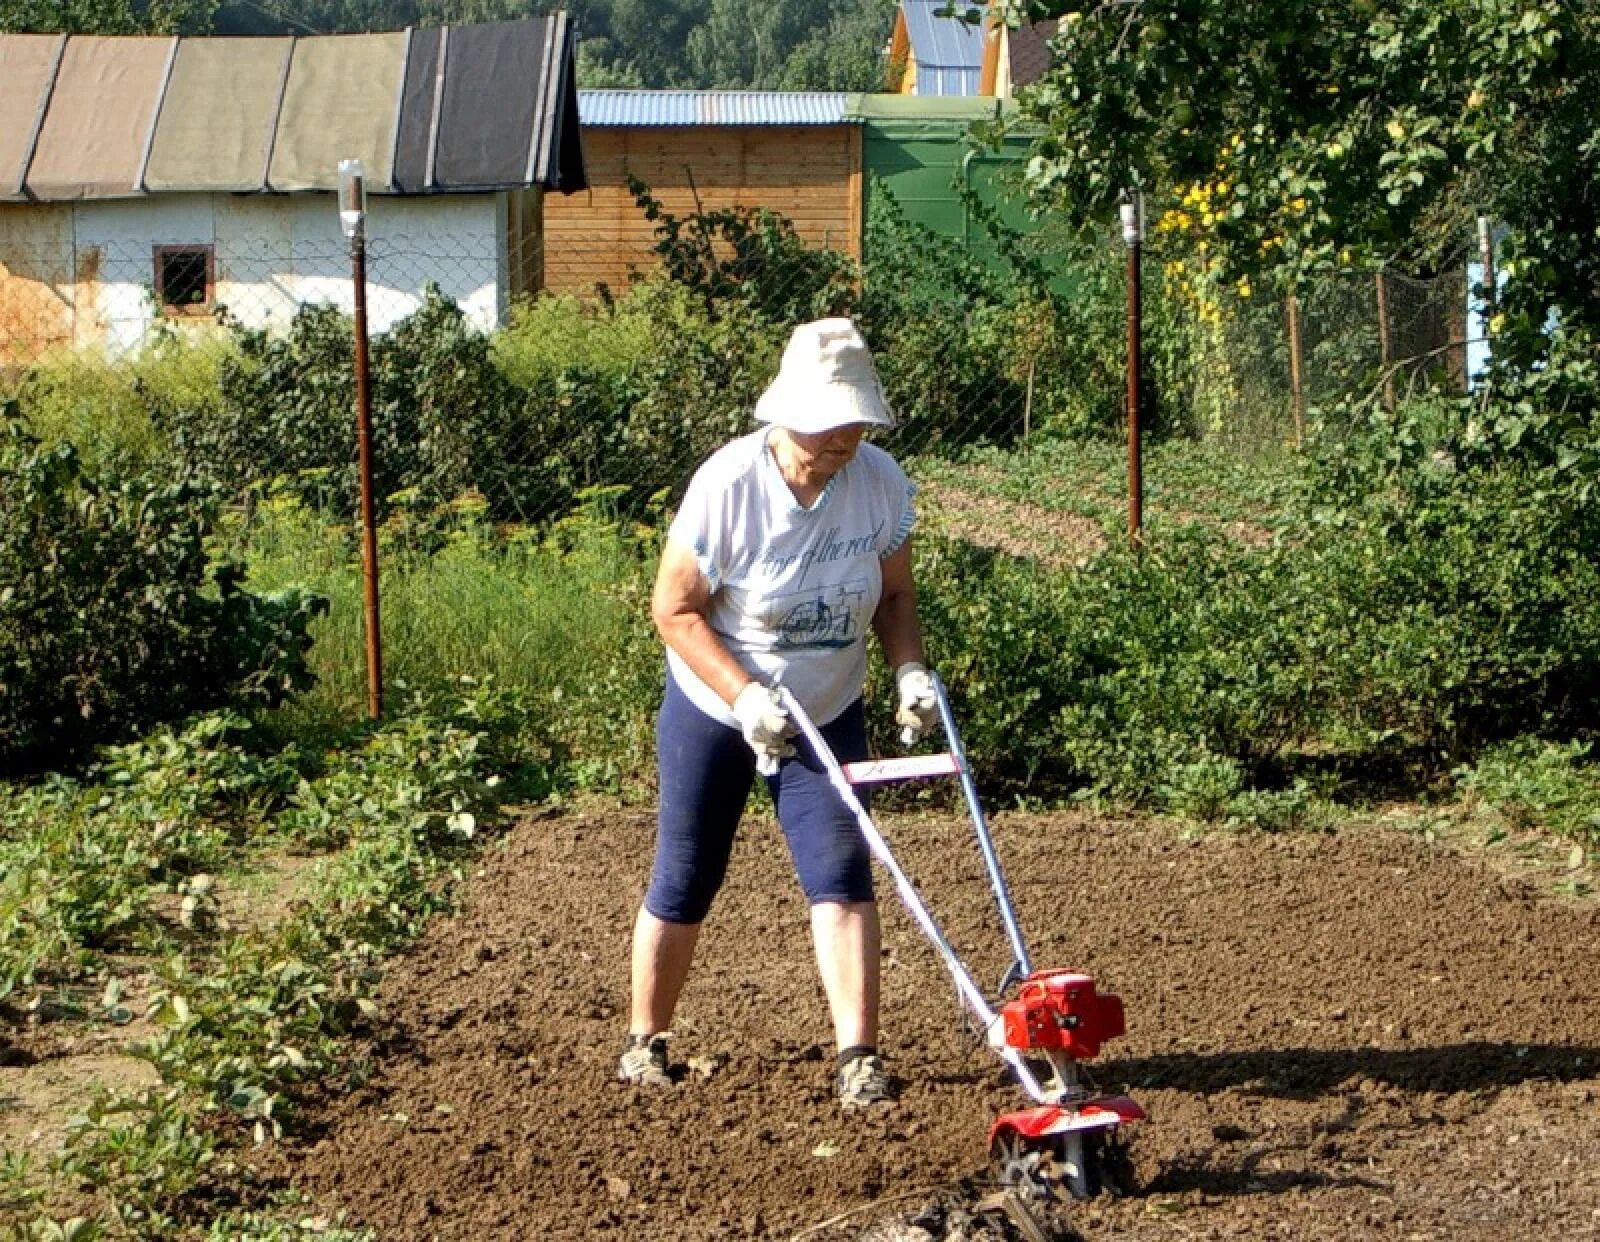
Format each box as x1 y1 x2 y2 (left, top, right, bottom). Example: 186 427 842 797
770 579 870 650
757 521 886 587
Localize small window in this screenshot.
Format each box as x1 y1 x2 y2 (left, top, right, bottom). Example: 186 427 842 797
154 245 214 316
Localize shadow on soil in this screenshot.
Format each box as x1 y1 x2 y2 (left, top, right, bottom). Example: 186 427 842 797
1142 1155 1389 1199
1109 1041 1597 1097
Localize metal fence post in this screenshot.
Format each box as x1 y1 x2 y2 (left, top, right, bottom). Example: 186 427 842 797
1376 268 1396 411
1286 290 1306 445
1120 194 1144 547
1476 214 1498 320
340 158 384 720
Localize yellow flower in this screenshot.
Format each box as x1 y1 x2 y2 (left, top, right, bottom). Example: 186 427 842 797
1289 196 1308 214
1235 278 1252 299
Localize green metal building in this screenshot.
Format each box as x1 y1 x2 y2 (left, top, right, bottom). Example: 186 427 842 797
845 94 1043 268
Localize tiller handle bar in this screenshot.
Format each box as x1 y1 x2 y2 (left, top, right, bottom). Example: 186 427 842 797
777 682 1060 1106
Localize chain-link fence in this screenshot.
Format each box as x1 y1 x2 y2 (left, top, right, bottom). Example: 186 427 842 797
1 198 1474 522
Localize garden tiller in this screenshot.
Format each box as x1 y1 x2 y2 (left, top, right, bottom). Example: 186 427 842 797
778 678 1143 1201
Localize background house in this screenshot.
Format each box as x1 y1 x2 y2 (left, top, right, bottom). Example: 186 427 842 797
543 90 861 297
0 18 584 363
540 87 1050 295
886 0 986 96
980 17 1057 98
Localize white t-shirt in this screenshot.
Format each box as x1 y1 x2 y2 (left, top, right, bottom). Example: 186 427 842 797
666 428 917 727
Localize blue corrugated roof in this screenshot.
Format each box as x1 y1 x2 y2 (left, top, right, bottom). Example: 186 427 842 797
577 90 853 127
903 0 985 96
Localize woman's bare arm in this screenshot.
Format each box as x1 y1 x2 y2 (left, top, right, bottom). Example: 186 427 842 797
651 539 753 707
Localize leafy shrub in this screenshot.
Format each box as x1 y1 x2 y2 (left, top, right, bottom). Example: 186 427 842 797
626 176 859 327
499 278 783 517
164 290 524 519
0 412 325 773
858 181 1198 448
1297 378 1600 758
911 375 1600 805
1456 738 1600 847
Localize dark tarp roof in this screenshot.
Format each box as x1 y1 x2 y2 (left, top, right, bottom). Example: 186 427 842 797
0 15 585 202
393 19 583 193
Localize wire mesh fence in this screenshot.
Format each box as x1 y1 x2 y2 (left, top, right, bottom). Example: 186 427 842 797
1 201 1475 532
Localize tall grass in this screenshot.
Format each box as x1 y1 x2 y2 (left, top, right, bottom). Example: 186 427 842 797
6 333 231 475
239 492 661 782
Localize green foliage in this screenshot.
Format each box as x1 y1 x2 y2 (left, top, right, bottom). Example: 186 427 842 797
564 0 895 90
241 488 659 790
0 0 216 34
910 374 1600 808
0 412 324 773
999 0 1600 339
6 335 229 477
627 178 860 327
1457 738 1600 848
860 180 1207 446
7 681 532 1233
55 1089 216 1236
163 291 527 520
502 274 781 516
0 713 298 1000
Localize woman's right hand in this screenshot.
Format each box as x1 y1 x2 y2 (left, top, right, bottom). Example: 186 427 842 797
733 682 795 775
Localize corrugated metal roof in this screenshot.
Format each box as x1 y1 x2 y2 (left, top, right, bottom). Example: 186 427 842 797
903 0 984 97
578 90 853 127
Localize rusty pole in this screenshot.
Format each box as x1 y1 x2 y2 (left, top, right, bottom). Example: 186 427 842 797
341 159 383 720
1376 269 1396 412
1121 197 1144 547
1286 291 1306 446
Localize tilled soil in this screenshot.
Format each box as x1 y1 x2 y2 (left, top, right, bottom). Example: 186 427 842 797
280 807 1600 1240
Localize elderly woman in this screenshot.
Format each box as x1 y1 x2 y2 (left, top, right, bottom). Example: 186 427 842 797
619 318 938 1110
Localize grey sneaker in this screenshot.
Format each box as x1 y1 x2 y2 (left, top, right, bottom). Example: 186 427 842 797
618 1034 673 1087
837 1052 898 1110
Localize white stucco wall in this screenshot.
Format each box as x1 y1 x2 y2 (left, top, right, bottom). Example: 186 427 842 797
2 192 506 357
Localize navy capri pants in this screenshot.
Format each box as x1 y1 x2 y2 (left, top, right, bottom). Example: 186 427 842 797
645 673 874 925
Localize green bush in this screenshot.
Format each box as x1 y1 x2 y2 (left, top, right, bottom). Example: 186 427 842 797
163 290 525 519
626 176 859 328
0 412 325 773
499 279 784 518
1456 738 1600 848
910 374 1600 805
858 182 1198 448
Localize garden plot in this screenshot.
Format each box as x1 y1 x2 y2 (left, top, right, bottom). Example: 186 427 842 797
272 806 1600 1240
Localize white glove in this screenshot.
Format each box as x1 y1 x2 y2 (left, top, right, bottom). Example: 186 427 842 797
895 662 938 747
732 682 794 775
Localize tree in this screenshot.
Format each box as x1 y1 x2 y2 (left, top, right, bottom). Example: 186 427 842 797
779 0 898 91
984 0 1600 341
0 0 216 33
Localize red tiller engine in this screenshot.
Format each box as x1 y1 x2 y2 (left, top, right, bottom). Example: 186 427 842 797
1000 970 1126 1059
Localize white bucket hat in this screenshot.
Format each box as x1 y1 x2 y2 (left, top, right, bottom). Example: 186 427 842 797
754 318 896 433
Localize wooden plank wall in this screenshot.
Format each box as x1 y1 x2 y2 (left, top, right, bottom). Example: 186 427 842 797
543 124 861 298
